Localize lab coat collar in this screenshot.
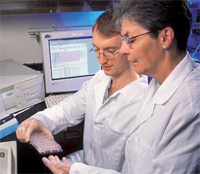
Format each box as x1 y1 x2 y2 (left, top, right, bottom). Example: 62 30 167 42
94 74 148 111
119 75 148 102
131 52 195 132
152 52 195 105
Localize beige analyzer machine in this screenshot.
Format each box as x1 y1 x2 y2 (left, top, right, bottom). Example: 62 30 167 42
0 59 45 117
0 141 17 174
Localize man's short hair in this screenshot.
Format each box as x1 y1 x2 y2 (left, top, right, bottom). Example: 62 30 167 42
93 9 120 38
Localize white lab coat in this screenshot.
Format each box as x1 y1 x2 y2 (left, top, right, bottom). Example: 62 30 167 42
32 70 148 173
122 53 200 174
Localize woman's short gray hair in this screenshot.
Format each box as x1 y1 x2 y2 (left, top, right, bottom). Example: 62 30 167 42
114 0 192 51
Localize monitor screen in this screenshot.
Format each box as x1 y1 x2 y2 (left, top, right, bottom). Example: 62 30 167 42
41 28 101 93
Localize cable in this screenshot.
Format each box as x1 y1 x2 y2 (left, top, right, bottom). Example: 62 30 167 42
192 43 200 58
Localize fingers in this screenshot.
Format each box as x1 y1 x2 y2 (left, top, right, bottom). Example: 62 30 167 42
16 118 49 143
16 118 34 142
61 157 72 169
42 155 72 174
48 155 59 162
55 156 60 161
62 157 67 163
42 156 56 169
42 157 50 167
16 124 26 142
39 123 54 140
42 156 62 174
25 125 35 142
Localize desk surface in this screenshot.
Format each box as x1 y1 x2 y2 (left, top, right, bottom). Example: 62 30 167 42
1 102 84 174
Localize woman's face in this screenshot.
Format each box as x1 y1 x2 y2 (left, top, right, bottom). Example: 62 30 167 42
119 19 164 77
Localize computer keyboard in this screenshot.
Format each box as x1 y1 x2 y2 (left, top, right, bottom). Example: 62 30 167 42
45 93 73 108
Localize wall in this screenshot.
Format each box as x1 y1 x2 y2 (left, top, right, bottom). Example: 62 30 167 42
0 11 103 64
1 4 199 64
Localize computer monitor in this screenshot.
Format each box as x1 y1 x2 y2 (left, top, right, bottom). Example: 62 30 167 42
41 28 101 94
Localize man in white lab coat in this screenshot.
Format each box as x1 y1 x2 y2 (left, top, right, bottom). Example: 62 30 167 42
16 10 147 173
113 0 200 173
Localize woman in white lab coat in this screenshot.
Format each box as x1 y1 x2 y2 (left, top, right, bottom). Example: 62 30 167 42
16 10 147 174
114 0 200 173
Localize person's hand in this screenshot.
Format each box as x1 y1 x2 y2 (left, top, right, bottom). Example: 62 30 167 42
16 118 53 143
42 155 72 174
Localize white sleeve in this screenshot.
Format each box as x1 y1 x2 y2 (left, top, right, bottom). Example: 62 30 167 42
70 163 121 174
31 80 91 135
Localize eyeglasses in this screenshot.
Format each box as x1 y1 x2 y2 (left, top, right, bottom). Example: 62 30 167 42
89 47 119 60
120 31 153 48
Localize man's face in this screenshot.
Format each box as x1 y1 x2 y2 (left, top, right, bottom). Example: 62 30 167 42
119 19 164 77
92 27 131 77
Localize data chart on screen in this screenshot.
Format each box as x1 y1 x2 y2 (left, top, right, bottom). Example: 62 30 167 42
49 37 95 80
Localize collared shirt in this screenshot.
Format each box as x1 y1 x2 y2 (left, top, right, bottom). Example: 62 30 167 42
103 80 111 104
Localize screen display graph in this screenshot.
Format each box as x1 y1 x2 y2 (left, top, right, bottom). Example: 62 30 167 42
49 37 95 80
